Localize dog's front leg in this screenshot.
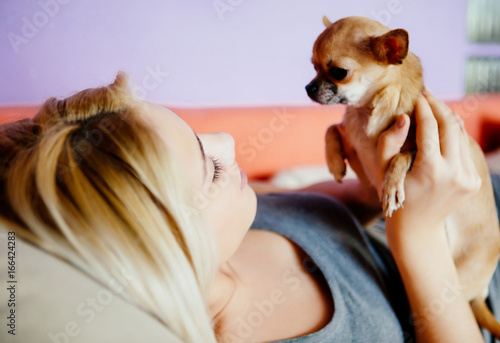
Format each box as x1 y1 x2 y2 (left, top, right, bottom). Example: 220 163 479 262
381 151 412 217
325 124 347 182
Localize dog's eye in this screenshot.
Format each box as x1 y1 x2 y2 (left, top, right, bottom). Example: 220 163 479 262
329 67 347 81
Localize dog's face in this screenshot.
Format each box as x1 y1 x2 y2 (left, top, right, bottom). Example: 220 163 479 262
306 16 409 106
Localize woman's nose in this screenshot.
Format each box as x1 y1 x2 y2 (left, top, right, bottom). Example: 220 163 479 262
197 132 235 167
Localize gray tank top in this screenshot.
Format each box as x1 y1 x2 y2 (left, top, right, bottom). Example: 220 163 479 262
251 192 413 342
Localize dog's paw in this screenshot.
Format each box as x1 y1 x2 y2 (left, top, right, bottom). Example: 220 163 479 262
325 125 346 183
381 176 405 217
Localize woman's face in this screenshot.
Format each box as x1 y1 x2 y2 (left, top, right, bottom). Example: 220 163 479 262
139 101 257 265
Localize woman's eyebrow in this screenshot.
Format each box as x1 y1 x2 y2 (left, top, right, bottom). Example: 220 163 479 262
194 132 207 180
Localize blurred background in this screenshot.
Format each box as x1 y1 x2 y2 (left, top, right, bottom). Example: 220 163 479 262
1 0 499 106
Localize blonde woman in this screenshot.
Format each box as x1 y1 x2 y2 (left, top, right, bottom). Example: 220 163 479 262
1 74 499 342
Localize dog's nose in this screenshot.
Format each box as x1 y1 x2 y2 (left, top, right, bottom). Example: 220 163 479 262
305 81 318 96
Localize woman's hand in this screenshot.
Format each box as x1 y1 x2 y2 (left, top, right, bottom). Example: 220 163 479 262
385 91 481 235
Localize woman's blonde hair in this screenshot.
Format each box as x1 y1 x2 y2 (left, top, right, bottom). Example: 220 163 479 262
0 73 218 342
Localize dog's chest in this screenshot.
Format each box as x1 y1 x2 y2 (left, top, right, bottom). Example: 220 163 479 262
342 107 380 150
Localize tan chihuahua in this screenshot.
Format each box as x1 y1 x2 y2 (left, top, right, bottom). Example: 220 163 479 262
306 15 500 338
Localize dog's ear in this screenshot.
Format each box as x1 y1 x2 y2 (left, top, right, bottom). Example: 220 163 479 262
369 29 409 65
323 16 332 27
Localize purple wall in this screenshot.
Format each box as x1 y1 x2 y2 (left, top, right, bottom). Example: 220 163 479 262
1 0 499 106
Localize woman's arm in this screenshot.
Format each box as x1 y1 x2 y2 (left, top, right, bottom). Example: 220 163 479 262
373 91 483 342
388 221 482 342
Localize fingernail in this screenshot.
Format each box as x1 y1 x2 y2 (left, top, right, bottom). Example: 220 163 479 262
423 86 431 95
397 114 406 128
452 112 465 129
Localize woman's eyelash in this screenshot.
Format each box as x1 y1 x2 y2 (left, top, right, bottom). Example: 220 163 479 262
208 155 222 183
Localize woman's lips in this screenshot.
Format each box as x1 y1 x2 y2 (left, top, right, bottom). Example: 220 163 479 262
240 169 248 190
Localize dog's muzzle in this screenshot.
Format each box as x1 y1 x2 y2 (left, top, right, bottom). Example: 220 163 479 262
305 79 335 99
306 79 345 104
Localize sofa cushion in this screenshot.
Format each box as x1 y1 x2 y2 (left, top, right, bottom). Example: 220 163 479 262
0 228 182 343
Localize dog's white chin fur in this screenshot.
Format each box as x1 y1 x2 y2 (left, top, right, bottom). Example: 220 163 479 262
339 76 375 107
